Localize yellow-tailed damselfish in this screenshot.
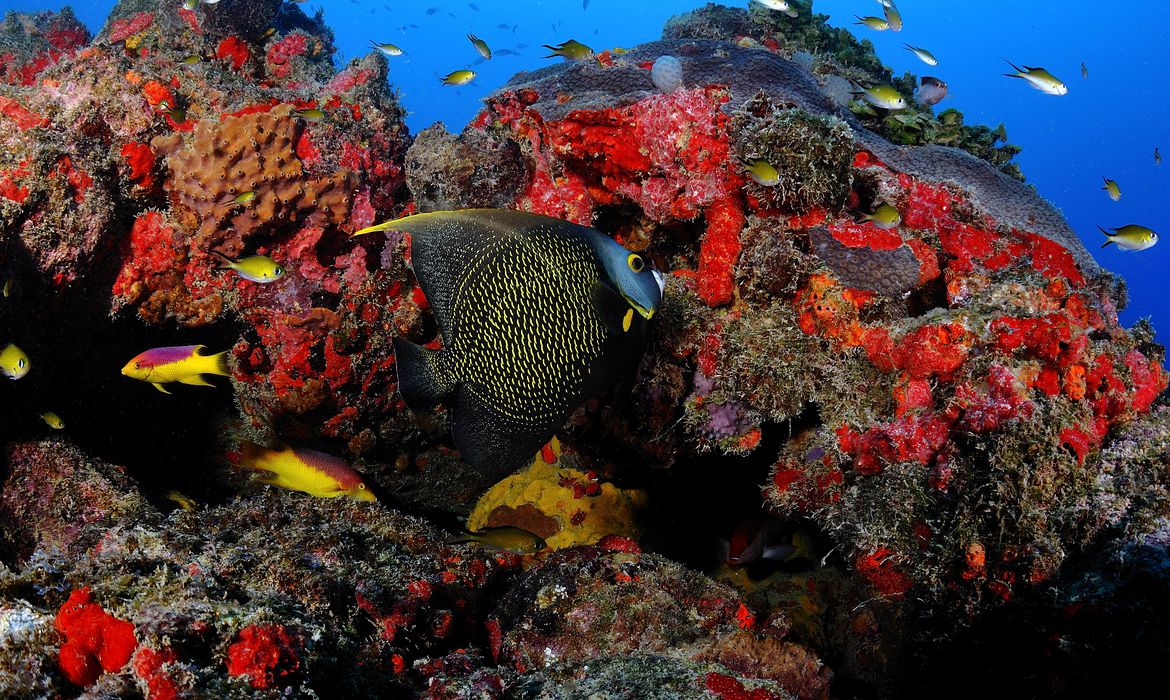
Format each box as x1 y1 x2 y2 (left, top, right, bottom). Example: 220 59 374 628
355 209 665 477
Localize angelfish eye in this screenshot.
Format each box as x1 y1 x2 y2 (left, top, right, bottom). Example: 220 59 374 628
17 358 25 368
627 254 645 272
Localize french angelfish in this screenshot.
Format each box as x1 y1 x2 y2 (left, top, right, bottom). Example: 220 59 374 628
355 209 665 477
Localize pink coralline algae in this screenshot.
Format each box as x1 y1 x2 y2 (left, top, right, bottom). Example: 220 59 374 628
267 33 310 79
108 11 154 44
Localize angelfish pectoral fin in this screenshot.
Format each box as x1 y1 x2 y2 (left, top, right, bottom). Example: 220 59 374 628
393 337 456 410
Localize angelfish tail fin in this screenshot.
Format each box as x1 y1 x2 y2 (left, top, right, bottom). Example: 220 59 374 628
393 337 455 410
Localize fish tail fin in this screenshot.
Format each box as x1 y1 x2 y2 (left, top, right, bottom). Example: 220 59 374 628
1002 58 1023 73
194 348 230 377
1097 225 1112 238
1101 239 1114 249
393 338 455 410
237 441 273 472
211 250 233 268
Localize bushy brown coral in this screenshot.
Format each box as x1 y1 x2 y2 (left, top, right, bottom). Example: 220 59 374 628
155 105 355 255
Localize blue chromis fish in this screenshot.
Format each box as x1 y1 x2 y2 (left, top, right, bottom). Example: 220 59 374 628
744 160 780 186
121 345 229 394
1102 178 1121 202
858 203 902 229
753 0 798 18
543 39 594 61
40 411 64 429
904 44 937 66
354 209 665 477
237 441 377 501
468 33 491 59
1003 60 1068 95
449 526 546 554
213 251 285 283
439 69 476 86
370 40 404 56
1 343 29 380
1098 225 1158 251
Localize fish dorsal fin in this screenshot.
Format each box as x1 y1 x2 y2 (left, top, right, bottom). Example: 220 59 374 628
383 209 597 343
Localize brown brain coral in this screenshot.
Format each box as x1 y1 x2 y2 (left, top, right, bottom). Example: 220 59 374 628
154 105 355 255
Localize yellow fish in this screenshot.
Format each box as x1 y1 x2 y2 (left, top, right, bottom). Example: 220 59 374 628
439 69 476 86
213 252 286 283
1 343 30 380
40 411 64 429
370 40 404 57
225 191 256 206
854 85 907 110
1098 225 1158 251
858 203 902 229
2 275 11 297
744 160 780 187
177 54 203 65
1003 60 1067 95
1102 178 1121 202
449 526 546 554
237 441 377 502
854 15 890 31
543 39 594 61
293 108 326 121
468 33 491 59
165 490 197 511
121 344 229 394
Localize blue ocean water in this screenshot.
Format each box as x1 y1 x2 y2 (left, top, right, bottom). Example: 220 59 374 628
6 0 1167 344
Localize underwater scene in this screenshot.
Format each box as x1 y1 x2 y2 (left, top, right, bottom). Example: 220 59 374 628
1 0 1169 697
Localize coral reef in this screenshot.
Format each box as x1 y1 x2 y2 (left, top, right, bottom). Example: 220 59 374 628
1 1 1169 698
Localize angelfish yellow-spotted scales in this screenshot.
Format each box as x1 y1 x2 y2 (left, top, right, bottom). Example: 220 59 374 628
354 209 664 478
449 231 608 423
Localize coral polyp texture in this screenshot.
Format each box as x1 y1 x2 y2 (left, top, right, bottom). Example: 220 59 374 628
2 1 1169 698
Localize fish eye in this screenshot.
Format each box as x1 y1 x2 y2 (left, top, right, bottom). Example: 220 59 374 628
627 254 645 272
275 267 285 276
358 483 366 490
134 362 141 369
17 358 25 368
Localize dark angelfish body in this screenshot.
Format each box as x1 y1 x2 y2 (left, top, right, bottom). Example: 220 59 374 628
356 209 664 478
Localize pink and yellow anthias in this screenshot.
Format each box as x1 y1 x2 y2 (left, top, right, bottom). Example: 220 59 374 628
237 442 377 502
120 344 229 394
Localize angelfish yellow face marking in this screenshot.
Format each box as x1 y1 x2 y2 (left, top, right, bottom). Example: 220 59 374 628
623 308 634 332
627 253 644 272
